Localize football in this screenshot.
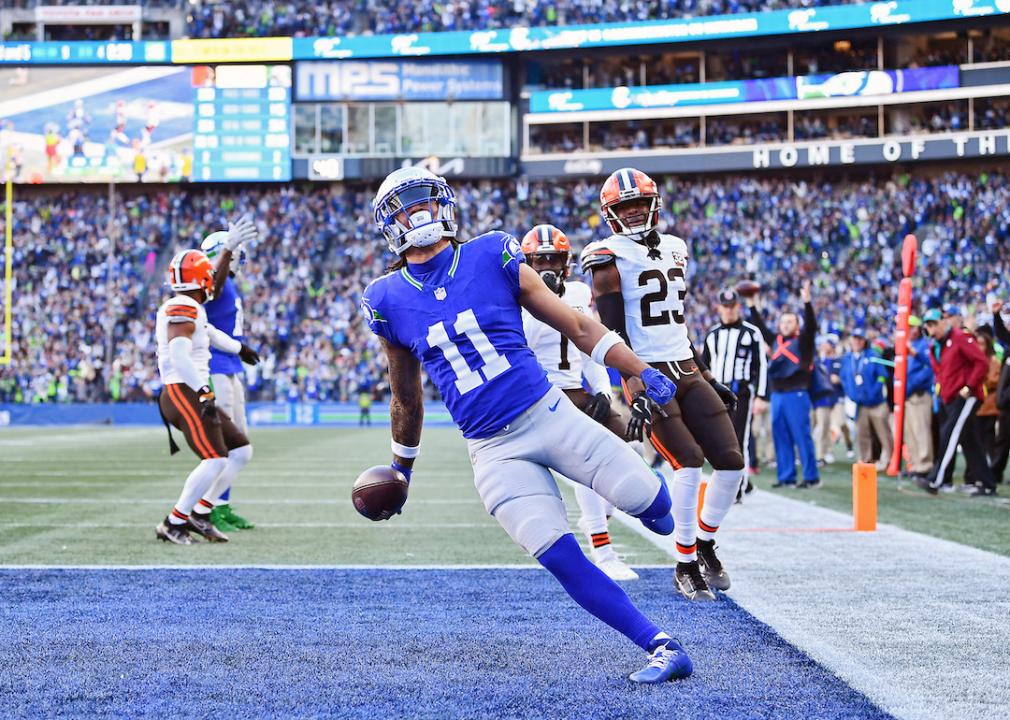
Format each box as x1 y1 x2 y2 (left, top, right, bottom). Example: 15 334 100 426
352 465 410 521
735 280 762 298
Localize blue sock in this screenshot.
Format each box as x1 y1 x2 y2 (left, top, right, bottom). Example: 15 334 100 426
636 476 674 535
220 487 231 503
537 534 662 650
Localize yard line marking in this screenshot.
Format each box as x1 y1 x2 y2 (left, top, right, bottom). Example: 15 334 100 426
0 522 499 529
0 563 676 570
0 497 478 505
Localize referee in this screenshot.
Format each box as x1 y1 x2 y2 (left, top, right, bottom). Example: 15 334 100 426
701 289 769 499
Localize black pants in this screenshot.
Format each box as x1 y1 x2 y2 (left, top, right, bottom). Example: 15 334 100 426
927 396 996 491
729 386 754 454
990 409 1010 482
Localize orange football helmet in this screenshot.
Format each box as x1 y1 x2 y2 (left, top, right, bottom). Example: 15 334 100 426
521 224 571 258
599 167 662 241
166 249 215 301
522 224 571 293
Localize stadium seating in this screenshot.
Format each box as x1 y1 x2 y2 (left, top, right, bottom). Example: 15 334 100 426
183 0 865 38
2 171 1007 404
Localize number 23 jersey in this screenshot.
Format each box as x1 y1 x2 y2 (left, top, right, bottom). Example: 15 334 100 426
361 232 552 439
582 232 692 363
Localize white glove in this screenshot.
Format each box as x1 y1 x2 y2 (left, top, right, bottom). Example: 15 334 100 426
226 213 258 251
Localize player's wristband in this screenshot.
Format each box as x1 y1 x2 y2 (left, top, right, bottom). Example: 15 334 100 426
591 330 624 366
391 440 420 458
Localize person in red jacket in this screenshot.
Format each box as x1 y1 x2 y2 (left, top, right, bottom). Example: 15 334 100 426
918 308 997 496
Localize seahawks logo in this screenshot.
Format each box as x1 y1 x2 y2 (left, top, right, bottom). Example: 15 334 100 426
502 237 521 267
360 298 386 325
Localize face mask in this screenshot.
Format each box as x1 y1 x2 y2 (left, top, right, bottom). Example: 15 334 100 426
539 270 560 294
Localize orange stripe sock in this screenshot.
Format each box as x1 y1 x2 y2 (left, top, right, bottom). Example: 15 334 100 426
590 532 611 548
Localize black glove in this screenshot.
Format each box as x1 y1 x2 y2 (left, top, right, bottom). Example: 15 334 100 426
239 343 261 365
626 392 655 442
710 379 738 413
586 392 612 424
196 385 220 423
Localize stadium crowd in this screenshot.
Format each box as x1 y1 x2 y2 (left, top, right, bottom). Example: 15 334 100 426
3 169 1010 492
3 169 1008 408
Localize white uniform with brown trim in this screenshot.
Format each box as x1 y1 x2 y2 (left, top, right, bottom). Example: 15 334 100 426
581 232 692 362
156 294 211 386
521 281 611 394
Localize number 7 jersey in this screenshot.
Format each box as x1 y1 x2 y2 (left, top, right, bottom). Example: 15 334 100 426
581 232 692 363
361 232 552 439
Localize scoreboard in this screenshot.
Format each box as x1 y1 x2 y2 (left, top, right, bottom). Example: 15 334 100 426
192 64 291 182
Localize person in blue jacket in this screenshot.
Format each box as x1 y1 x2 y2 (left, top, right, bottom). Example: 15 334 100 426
746 282 820 488
840 328 893 471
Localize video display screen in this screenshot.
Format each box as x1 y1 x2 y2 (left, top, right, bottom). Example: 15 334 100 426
0 64 290 184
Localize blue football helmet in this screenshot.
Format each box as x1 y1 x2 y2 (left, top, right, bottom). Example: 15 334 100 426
200 230 244 267
372 167 457 255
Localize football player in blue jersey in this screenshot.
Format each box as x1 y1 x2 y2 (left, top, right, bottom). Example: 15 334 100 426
200 215 260 531
360 167 691 684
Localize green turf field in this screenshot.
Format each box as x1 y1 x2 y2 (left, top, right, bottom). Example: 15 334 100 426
1 426 1007 565
0 426 672 566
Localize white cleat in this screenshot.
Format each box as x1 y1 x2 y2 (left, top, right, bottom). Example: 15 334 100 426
594 554 640 581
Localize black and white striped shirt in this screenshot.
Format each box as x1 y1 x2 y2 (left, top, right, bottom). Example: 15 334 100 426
701 320 768 398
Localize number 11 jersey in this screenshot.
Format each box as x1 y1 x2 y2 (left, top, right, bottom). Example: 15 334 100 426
361 231 552 439
581 233 693 363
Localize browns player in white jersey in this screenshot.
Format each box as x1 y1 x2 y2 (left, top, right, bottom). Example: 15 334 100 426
154 249 259 545
520 224 638 582
581 168 744 601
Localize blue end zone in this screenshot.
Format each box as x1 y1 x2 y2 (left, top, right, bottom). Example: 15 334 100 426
0 569 892 719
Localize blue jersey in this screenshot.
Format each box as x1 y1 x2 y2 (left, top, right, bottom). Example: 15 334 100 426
206 275 244 375
361 232 552 439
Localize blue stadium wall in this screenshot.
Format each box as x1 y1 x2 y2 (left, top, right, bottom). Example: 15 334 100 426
0 403 455 427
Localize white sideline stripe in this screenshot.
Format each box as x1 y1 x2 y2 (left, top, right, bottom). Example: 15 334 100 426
0 563 676 571
0 497 476 505
0 470 477 478
0 429 158 447
0 522 498 529
0 67 184 119
614 489 1010 720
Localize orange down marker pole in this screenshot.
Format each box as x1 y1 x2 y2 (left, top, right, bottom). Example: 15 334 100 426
887 234 918 477
852 463 877 532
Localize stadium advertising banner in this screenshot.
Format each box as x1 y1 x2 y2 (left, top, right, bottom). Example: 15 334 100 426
0 64 289 183
530 66 960 114
1 1 1008 66
295 60 504 101
522 129 1010 177
34 5 142 24
294 155 515 180
291 0 1009 60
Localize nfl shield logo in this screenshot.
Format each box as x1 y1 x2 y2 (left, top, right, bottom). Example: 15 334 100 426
434 287 447 301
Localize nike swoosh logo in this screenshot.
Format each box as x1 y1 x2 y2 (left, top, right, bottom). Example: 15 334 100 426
548 399 560 412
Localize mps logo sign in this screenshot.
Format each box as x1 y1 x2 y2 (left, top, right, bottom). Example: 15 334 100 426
295 60 503 102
